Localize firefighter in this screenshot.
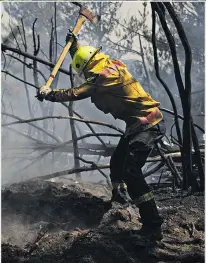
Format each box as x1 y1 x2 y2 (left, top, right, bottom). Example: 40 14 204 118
37 33 165 240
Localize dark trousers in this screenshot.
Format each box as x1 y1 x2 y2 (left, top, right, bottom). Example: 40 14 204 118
110 121 165 201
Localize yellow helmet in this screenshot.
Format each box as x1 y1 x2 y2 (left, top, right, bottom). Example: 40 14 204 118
72 45 100 73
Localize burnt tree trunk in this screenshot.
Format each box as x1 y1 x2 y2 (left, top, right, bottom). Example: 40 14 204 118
151 3 201 191
164 2 204 190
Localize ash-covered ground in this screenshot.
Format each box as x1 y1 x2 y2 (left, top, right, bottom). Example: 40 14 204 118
2 179 204 263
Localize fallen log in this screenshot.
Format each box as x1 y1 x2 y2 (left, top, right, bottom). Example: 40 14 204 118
32 164 110 181
28 148 204 182
3 143 204 160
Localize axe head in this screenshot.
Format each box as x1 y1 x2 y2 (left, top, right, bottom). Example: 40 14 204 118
80 7 100 25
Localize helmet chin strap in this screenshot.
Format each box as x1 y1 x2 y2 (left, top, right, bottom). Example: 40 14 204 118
75 72 85 83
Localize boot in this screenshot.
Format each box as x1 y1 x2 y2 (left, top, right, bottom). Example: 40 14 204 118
111 183 132 205
134 199 163 241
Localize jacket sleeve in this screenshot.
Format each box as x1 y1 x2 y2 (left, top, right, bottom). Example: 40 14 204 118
44 83 95 102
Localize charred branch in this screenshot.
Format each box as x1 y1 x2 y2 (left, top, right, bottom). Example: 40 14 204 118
6 54 47 82
32 163 111 181
2 115 124 134
2 70 39 90
164 2 204 190
75 133 121 142
151 3 200 191
73 110 108 148
2 112 61 143
9 22 20 50
151 5 183 147
1 44 71 76
23 148 204 182
160 107 205 133
69 65 81 180
155 2 192 190
3 126 45 145
155 143 181 188
77 156 112 188
138 34 151 93
21 19 33 122
191 125 205 190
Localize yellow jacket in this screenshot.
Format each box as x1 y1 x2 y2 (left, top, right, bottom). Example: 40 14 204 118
45 52 163 135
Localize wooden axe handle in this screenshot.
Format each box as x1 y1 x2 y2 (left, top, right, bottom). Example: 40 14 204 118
45 15 87 88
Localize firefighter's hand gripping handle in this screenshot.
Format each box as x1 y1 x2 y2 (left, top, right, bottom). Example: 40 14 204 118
36 15 87 102
37 3 100 101
45 15 87 89
35 92 44 101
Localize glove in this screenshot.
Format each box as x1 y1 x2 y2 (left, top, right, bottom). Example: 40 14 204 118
65 29 78 44
36 85 52 101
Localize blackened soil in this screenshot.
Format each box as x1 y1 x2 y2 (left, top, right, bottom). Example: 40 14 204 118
2 180 204 263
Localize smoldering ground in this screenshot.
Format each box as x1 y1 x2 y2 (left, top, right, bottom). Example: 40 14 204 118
2 180 204 263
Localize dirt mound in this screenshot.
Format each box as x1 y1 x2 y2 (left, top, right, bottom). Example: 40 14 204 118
2 180 107 235
2 180 205 263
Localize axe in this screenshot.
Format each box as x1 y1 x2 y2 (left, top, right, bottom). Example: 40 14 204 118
38 2 100 100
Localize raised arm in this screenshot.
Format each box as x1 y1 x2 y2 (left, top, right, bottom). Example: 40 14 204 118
38 82 96 103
